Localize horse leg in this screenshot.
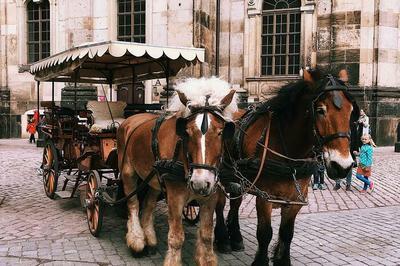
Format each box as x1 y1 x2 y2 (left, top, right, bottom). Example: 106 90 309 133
122 168 145 254
140 186 160 254
272 205 302 266
252 198 273 266
214 190 231 253
195 194 218 266
227 196 244 251
164 183 187 266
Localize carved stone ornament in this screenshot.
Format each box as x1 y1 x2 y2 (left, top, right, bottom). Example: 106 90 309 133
247 0 261 16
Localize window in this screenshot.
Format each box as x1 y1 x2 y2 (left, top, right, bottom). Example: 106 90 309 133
261 0 301 76
117 0 146 43
27 0 50 63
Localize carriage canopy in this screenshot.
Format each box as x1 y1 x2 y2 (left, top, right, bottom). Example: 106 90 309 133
29 41 205 84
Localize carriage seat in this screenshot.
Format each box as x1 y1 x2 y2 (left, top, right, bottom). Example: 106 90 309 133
87 101 127 134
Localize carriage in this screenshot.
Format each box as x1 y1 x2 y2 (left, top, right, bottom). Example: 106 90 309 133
29 41 204 235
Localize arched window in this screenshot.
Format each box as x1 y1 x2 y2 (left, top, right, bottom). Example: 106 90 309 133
117 0 146 43
27 0 50 63
261 0 301 76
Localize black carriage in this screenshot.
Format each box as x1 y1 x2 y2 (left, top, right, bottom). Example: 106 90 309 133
29 41 204 235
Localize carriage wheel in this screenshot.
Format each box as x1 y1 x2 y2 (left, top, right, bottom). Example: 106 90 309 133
42 141 59 199
182 202 200 225
86 170 104 237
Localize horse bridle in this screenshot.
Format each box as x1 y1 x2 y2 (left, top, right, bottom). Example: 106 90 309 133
311 75 355 150
178 105 233 187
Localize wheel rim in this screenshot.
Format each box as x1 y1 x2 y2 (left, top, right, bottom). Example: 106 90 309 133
86 172 103 235
42 144 57 198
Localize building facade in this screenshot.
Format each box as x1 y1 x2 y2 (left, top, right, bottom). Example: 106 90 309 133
0 0 399 144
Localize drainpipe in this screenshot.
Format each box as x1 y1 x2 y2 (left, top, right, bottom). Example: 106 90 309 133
215 0 220 76
371 0 379 142
4 2 10 137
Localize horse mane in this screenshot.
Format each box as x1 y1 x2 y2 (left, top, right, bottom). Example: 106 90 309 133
168 77 238 119
265 80 312 115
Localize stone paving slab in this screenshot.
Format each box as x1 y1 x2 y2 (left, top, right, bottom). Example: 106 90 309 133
1 139 400 265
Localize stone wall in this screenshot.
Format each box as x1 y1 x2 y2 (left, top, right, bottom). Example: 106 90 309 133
316 0 361 84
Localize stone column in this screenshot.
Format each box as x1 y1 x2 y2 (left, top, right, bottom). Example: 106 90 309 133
300 3 316 67
376 0 400 87
359 0 375 87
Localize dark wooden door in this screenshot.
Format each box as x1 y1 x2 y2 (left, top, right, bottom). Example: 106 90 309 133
117 82 144 104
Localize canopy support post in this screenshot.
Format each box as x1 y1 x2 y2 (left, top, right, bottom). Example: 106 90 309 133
109 81 113 102
166 59 170 107
51 80 54 104
109 72 113 102
36 81 40 116
74 70 78 116
131 66 136 104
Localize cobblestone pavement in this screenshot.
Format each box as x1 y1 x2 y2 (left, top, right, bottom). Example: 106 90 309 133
1 139 399 265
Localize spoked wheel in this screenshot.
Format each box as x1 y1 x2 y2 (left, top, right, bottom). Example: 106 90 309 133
182 201 200 225
42 141 59 199
86 170 104 237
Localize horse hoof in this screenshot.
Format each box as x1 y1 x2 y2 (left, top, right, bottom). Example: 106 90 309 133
230 241 244 251
130 249 147 258
251 258 269 266
144 245 157 256
215 241 232 254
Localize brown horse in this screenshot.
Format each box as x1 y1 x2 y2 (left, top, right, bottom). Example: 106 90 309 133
214 69 359 265
117 77 237 266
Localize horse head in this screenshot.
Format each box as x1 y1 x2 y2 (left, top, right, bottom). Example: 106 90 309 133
303 68 359 180
171 78 237 196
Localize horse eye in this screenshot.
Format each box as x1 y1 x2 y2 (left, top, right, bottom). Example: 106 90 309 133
316 107 326 116
218 130 223 136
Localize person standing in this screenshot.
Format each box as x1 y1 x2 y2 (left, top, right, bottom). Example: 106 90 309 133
354 134 375 193
358 109 370 135
26 118 37 143
312 164 327 190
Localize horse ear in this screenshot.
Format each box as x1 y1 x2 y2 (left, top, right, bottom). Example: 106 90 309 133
222 122 235 140
338 69 349 83
176 117 187 137
220 90 236 110
177 91 188 106
303 68 315 85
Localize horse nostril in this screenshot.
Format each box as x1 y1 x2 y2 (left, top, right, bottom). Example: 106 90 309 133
206 182 211 190
189 181 195 190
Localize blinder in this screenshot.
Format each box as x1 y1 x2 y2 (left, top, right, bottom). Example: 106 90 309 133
176 117 188 137
223 121 236 140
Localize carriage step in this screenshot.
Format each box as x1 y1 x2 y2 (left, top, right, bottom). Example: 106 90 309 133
55 191 77 199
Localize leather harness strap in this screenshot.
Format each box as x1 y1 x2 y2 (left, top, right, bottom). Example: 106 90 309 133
238 112 272 196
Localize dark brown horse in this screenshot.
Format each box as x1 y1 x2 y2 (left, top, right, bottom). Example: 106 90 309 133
117 78 237 266
214 69 358 265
